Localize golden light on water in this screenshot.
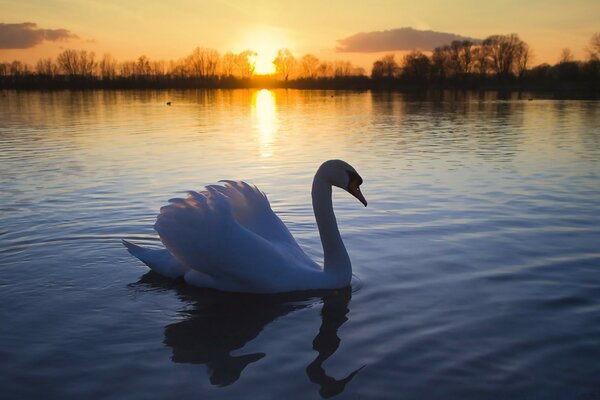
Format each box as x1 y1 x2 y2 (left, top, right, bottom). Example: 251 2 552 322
252 89 277 157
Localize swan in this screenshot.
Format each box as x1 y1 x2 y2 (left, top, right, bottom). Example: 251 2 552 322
123 159 367 293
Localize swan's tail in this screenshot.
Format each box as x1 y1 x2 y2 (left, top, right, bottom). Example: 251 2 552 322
122 239 188 279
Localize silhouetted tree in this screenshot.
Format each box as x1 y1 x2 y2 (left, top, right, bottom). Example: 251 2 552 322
401 50 431 83
300 54 320 79
119 61 135 78
315 61 331 78
151 60 166 78
514 42 532 79
559 48 575 63
449 40 476 74
56 49 96 77
483 34 528 78
431 46 448 81
9 60 28 76
587 33 600 60
220 52 236 77
273 48 297 81
333 60 352 77
236 50 256 79
57 49 79 76
168 58 187 78
472 45 491 76
186 47 220 78
78 51 97 77
99 53 117 80
135 55 151 78
35 58 57 77
371 54 399 78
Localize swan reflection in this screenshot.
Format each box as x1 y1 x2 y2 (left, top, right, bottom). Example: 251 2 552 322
132 273 362 395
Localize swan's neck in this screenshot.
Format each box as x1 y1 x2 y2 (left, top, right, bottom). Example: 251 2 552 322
312 172 351 282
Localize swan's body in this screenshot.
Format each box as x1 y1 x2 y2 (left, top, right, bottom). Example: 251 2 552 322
123 160 366 293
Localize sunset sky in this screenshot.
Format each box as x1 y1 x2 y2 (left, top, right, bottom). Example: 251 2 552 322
1 0 598 72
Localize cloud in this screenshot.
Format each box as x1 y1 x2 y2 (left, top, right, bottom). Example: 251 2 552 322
0 22 79 49
336 27 482 53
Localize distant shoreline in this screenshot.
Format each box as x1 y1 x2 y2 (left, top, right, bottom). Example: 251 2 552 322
1 76 598 99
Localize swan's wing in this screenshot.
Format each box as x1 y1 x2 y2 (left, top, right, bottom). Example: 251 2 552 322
214 180 299 247
122 240 188 278
154 187 308 291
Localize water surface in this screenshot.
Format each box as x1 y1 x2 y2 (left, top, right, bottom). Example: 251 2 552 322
1 90 599 399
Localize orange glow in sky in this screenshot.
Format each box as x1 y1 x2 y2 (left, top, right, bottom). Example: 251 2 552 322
0 1 598 68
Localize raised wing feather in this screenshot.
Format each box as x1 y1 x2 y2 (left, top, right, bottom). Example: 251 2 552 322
216 181 298 247
154 186 313 291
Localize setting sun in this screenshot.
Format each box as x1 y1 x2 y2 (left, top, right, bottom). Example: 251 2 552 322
253 51 276 75
239 28 289 75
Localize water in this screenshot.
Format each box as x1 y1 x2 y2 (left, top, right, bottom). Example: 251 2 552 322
1 89 599 399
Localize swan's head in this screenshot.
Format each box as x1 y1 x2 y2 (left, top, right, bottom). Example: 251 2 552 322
319 159 367 207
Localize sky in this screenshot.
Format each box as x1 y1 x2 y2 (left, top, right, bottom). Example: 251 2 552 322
1 0 598 73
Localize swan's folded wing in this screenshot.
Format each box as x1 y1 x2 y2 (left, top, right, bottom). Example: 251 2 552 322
216 181 299 247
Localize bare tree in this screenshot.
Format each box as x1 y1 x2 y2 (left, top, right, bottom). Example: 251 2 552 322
587 32 600 60
559 48 574 63
300 54 319 78
371 54 399 78
135 55 151 77
515 42 532 78
483 34 528 77
119 61 136 78
273 48 297 81
186 47 220 78
57 49 79 76
431 46 449 80
35 58 57 77
472 45 491 76
236 50 256 79
220 52 236 77
401 50 431 82
448 40 475 74
78 51 97 77
168 59 188 78
151 60 166 78
99 53 117 80
205 49 220 77
56 49 96 77
9 61 28 76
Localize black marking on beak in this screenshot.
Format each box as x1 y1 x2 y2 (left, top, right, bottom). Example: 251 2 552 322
346 170 367 207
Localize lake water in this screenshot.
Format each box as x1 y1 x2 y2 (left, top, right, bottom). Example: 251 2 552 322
1 89 599 399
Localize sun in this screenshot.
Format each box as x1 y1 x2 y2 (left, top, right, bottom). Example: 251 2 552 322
253 50 276 75
238 27 288 75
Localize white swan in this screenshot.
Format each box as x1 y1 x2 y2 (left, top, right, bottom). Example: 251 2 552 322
123 159 367 293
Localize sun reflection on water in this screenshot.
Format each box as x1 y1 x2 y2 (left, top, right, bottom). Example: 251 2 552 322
252 89 278 158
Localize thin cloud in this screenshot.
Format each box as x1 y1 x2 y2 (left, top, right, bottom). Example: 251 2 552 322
336 27 482 53
0 22 79 49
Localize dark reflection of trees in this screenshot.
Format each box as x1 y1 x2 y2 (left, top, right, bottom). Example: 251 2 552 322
131 273 362 396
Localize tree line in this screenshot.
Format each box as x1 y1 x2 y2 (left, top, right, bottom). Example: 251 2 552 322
0 46 366 89
1 33 599 93
370 33 599 90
